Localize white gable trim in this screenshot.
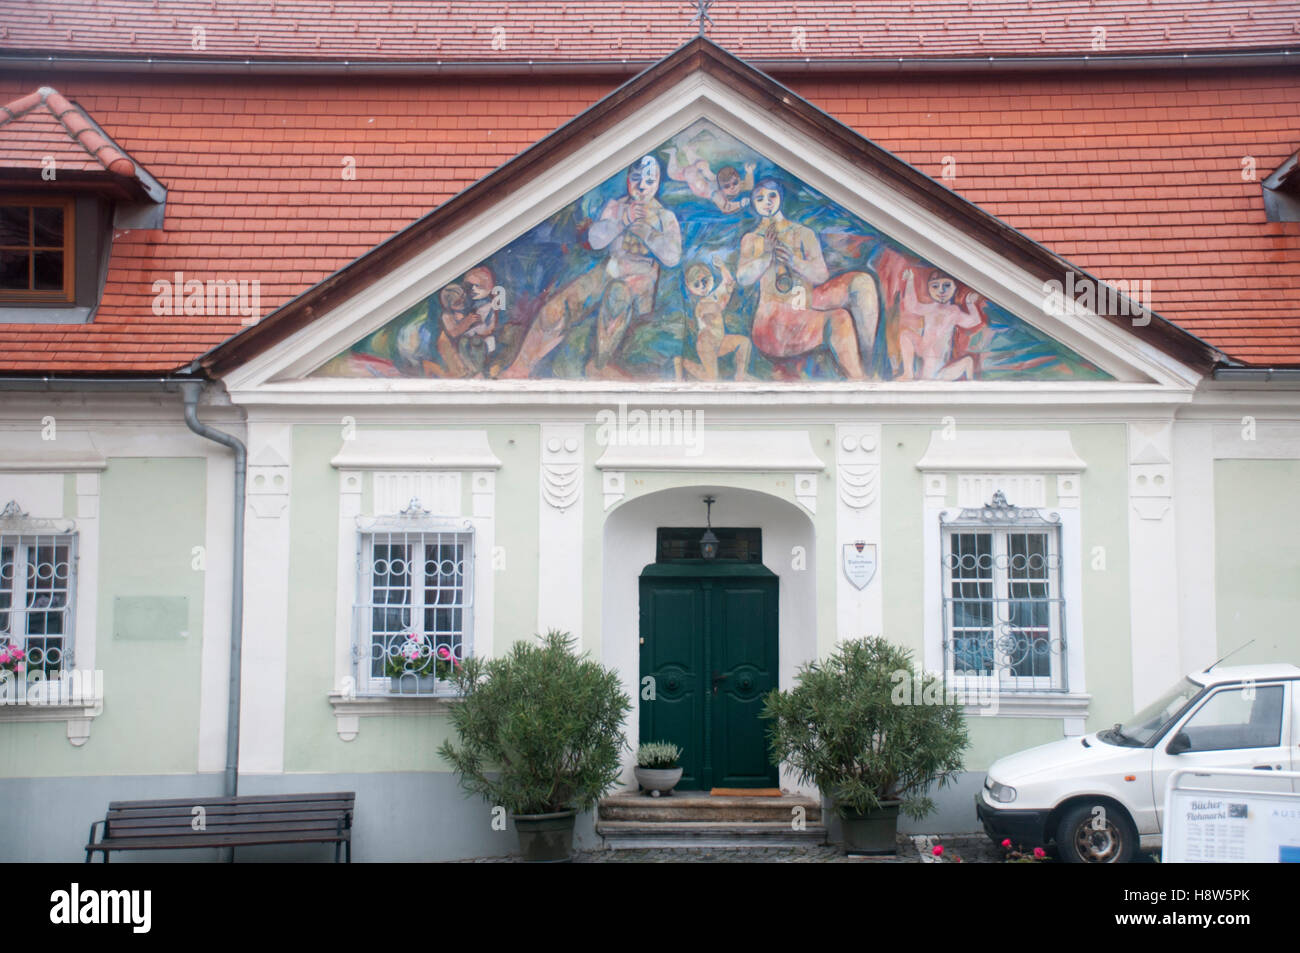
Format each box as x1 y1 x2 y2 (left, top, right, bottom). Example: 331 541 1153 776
220 71 1203 403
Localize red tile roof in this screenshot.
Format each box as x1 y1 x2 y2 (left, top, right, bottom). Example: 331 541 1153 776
0 86 164 201
0 0 1295 61
0 11 1297 372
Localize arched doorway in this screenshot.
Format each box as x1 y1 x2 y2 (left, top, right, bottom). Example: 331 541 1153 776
600 485 818 794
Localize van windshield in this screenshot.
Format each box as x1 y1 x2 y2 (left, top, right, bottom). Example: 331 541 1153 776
1106 678 1203 746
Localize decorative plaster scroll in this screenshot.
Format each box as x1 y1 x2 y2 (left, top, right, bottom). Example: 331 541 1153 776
541 428 583 511
836 427 879 509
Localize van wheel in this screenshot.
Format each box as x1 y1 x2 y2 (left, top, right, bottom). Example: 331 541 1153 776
1055 802 1137 863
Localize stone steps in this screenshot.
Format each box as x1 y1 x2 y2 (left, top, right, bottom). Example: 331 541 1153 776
596 792 826 849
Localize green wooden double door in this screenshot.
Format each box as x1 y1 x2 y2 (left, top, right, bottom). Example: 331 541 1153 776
638 563 779 790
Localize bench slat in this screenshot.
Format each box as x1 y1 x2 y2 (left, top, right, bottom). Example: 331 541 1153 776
105 816 345 832
108 810 348 830
105 792 354 810
88 831 349 851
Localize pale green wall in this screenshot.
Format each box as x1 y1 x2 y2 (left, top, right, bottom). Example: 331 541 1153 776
881 423 1131 771
0 457 207 777
281 424 538 774
277 419 1136 776
1214 459 1300 666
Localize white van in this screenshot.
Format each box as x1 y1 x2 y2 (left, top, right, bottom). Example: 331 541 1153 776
975 663 1299 862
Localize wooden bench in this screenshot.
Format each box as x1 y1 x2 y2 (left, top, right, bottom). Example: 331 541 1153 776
85 792 355 862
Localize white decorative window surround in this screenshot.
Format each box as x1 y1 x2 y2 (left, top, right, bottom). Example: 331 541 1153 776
918 430 1090 735
327 431 498 740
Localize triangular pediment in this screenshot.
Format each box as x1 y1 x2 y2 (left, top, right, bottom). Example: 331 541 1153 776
209 40 1212 396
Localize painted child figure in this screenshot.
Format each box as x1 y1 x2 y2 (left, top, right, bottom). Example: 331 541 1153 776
429 283 479 378
675 255 752 381
459 266 499 375
667 144 757 214
897 268 984 380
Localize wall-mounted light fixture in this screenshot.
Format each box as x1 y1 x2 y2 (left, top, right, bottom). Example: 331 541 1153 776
700 496 718 560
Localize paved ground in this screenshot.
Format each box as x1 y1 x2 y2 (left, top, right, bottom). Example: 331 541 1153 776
463 833 1007 863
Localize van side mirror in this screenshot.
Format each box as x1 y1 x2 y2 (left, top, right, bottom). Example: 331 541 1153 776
1166 731 1191 755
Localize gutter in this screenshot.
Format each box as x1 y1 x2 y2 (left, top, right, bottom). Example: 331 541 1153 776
179 381 246 809
1 47 1297 77
1213 367 1300 383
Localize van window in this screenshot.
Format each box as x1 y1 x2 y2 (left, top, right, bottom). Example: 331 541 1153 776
1179 685 1284 752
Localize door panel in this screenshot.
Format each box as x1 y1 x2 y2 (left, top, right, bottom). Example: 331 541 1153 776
639 581 705 789
711 580 779 788
639 572 778 790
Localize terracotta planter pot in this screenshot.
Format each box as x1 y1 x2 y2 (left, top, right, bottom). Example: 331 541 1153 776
512 809 577 862
840 801 901 855
634 766 683 797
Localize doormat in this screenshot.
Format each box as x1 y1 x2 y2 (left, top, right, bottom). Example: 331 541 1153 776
710 788 783 797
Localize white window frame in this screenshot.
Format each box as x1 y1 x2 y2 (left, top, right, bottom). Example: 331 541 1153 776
940 505 1065 693
353 519 474 697
0 501 79 694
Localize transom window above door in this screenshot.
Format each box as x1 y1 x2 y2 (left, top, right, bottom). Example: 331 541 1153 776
656 527 761 563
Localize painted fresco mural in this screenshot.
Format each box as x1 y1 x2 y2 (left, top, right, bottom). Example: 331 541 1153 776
314 120 1110 383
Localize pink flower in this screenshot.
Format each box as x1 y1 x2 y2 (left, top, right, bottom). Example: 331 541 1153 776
932 845 943 856
437 646 451 659
1001 838 1012 848
1033 847 1046 859
14 662 23 673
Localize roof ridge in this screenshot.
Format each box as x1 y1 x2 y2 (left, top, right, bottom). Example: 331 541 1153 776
0 85 136 176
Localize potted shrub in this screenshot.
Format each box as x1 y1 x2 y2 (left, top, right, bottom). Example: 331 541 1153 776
438 630 631 862
385 632 457 694
762 636 969 855
634 741 683 797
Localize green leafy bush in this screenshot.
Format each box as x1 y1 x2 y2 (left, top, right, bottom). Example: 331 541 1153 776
438 630 632 815
762 636 969 820
636 741 682 769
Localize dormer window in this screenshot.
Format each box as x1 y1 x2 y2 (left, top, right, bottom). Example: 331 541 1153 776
0 86 165 324
0 195 75 303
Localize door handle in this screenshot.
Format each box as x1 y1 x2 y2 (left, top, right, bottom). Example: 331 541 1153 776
712 671 729 695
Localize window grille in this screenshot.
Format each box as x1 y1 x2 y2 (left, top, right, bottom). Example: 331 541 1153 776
0 501 76 692
940 491 1065 692
353 504 472 697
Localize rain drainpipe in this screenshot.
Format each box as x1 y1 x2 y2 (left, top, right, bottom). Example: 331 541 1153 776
179 382 246 815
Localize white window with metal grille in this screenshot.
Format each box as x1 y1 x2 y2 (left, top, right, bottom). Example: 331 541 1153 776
940 491 1065 693
353 513 473 697
0 517 77 692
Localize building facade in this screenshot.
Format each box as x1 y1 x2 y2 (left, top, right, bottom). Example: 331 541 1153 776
1 2 1298 861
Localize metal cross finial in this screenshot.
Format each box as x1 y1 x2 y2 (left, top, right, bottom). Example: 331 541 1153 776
691 0 715 37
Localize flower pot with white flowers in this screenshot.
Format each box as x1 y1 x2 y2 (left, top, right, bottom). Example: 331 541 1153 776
634 741 683 797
